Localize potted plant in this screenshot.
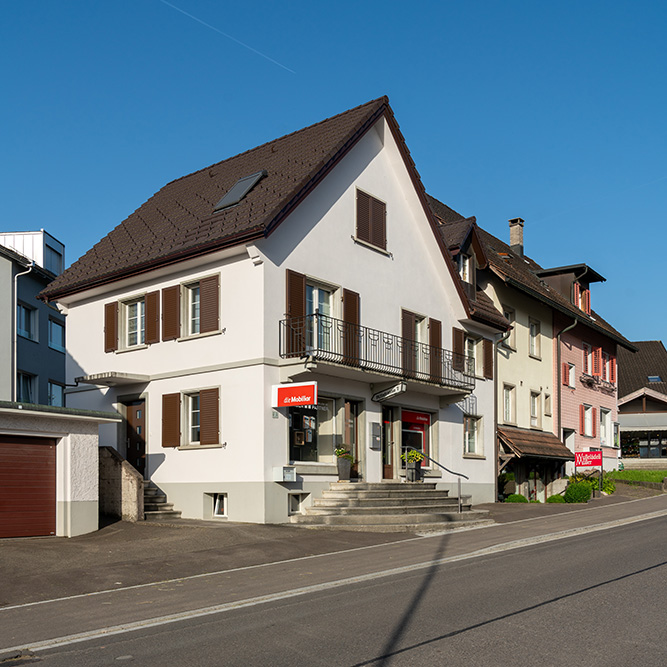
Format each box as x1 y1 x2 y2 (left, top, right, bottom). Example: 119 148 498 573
334 447 354 481
401 449 425 482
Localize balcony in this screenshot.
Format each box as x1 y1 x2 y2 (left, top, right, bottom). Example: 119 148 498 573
279 313 475 393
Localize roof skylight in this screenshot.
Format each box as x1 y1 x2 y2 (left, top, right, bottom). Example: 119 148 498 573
648 375 662 382
214 170 267 211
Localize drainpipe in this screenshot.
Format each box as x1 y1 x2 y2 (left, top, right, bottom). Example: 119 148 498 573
13 261 34 402
556 318 579 441
494 328 512 501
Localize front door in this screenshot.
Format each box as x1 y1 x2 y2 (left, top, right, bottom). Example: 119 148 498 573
382 406 395 479
345 400 361 478
125 400 146 476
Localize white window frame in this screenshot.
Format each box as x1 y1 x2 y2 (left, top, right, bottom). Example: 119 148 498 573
48 319 65 352
602 352 610 381
123 297 145 348
48 381 65 407
465 335 482 376
600 408 612 446
583 343 592 375
463 415 481 455
183 282 201 336
459 253 471 283
529 319 541 358
186 392 201 444
583 404 593 437
544 393 552 416
213 493 227 517
17 303 37 341
567 362 576 387
530 391 541 428
503 384 515 424
306 280 337 352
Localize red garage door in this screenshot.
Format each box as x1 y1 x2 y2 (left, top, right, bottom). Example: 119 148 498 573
0 435 56 538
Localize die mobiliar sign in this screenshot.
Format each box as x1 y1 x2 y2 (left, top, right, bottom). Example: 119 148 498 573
272 382 318 408
575 451 603 467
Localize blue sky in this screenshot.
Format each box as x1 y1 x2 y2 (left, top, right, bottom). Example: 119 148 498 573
2 1 665 341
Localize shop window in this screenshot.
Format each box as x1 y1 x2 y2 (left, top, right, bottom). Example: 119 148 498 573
463 415 481 455
289 397 337 463
401 410 430 466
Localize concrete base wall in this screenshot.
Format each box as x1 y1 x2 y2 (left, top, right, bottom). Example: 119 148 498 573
99 446 144 522
435 481 495 505
158 480 334 523
56 500 98 537
620 458 667 470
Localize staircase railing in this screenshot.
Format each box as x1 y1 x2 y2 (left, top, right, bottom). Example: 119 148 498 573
405 447 469 513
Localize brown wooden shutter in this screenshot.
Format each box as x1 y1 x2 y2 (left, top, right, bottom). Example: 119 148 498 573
370 196 387 249
285 269 306 357
573 282 580 307
579 404 585 435
610 356 617 384
162 393 181 447
428 318 442 382
199 387 220 446
592 347 602 377
401 310 417 376
162 286 180 341
583 346 589 374
592 408 597 439
343 289 360 365
356 190 371 243
483 338 493 380
200 275 220 334
562 363 570 386
145 291 160 344
452 327 465 372
104 302 118 353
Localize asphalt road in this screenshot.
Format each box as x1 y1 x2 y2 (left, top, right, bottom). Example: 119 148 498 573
14 516 667 667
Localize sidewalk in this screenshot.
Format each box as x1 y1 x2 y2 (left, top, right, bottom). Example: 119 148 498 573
0 486 661 609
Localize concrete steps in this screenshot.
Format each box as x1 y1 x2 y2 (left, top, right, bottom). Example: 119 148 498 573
144 482 182 522
289 482 489 532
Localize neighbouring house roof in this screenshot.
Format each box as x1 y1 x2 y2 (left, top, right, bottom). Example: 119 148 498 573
498 426 575 461
618 386 667 407
0 401 121 422
618 341 667 399
534 264 606 284
476 227 635 351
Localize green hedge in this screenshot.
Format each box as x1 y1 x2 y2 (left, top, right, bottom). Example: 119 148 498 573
564 481 592 503
504 493 529 503
546 494 566 503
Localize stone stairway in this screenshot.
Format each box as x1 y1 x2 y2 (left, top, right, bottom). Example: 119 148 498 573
144 482 182 522
289 482 492 532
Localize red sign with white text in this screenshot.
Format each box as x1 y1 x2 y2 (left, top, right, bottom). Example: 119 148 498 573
575 451 603 467
272 382 318 408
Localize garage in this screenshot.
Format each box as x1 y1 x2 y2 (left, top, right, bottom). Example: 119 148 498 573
0 434 56 538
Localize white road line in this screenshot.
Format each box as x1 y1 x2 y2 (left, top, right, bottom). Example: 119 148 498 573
2 509 665 656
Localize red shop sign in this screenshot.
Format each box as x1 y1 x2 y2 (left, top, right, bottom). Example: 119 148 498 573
272 382 318 408
401 410 431 425
575 451 603 467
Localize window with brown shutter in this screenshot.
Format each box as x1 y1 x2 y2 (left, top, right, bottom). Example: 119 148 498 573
145 291 160 344
162 393 181 447
104 302 118 353
199 275 219 334
452 327 465 372
356 189 386 250
402 310 418 377
428 318 442 382
162 285 180 341
483 339 493 380
342 289 360 365
285 269 306 357
199 388 220 446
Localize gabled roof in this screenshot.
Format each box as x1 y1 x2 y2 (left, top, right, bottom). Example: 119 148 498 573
477 227 634 350
535 264 606 284
618 341 667 398
498 425 575 460
46 97 456 301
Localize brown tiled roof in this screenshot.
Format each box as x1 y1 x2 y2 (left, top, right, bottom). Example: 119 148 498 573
425 194 466 224
437 217 475 251
477 227 634 350
498 426 575 460
618 341 667 398
42 97 393 300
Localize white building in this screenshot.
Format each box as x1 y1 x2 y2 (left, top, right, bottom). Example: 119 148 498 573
43 98 508 523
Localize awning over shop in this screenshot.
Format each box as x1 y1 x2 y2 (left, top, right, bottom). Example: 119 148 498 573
498 426 575 461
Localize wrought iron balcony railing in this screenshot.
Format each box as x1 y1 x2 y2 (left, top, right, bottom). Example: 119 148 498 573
279 313 475 391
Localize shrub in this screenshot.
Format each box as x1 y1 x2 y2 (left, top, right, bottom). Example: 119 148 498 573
569 472 616 495
602 475 616 494
564 481 592 503
504 493 529 503
546 494 566 503
529 500 541 503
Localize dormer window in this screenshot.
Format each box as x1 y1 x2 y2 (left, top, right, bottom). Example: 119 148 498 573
573 282 591 314
459 254 472 283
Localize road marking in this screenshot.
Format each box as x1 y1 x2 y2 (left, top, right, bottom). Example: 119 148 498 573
2 509 665 656
1 495 664 614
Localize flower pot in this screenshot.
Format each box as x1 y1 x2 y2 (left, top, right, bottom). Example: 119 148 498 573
337 457 352 481
406 460 422 482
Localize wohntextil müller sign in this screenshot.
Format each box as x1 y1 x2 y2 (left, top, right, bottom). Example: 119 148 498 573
575 451 603 467
271 382 318 408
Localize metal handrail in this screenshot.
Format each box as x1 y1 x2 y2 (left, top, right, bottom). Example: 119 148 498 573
404 447 468 513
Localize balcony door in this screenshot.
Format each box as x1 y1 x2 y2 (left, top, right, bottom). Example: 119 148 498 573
306 283 333 352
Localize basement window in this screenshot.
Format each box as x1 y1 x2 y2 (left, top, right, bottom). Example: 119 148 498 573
214 170 267 211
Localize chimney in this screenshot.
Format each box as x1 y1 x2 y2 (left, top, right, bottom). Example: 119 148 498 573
509 217 524 256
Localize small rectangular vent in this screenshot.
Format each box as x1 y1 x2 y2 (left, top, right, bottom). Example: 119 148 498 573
214 170 267 211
